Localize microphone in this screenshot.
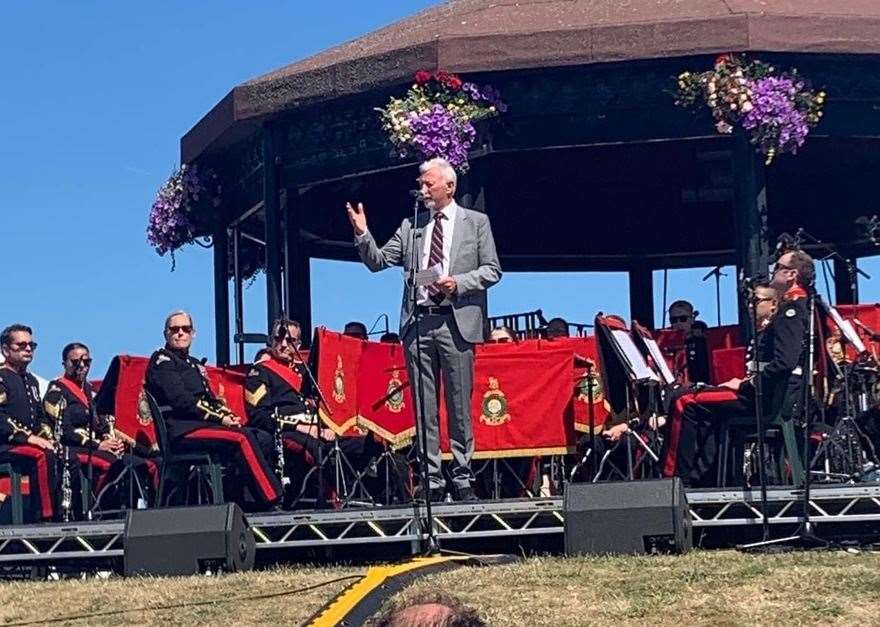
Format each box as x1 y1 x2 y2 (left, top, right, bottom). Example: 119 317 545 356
775 232 799 255
408 189 423 199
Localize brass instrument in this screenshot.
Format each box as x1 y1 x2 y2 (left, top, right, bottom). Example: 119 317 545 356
195 398 241 424
53 396 72 522
7 417 32 440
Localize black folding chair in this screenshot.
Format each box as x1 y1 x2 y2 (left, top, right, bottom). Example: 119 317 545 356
145 392 225 506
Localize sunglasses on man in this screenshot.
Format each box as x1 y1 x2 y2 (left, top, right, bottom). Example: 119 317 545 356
7 341 37 351
68 357 92 367
669 315 691 323
167 325 193 335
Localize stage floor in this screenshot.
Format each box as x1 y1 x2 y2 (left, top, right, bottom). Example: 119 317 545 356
2 483 880 571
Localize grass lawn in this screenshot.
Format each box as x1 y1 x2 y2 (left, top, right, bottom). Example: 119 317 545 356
0 550 878 625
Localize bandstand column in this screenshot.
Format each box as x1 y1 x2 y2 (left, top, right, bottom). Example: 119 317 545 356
733 132 770 342
283 186 313 344
262 124 283 332
629 265 655 330
212 222 230 366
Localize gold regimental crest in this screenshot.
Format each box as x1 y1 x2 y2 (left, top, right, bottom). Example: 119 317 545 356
576 372 604 405
480 377 510 426
333 355 346 403
385 369 405 413
137 386 154 426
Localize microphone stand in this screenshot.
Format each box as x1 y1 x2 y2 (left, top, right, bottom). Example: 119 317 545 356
796 229 870 300
85 381 96 520
290 335 335 508
702 266 726 327
406 192 440 555
737 277 771 546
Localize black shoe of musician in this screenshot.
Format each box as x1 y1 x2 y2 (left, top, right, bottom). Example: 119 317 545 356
415 484 445 503
454 486 477 502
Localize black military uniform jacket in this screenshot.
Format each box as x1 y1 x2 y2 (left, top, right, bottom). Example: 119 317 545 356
43 377 102 448
145 347 226 439
245 357 308 433
0 367 51 445
744 287 809 418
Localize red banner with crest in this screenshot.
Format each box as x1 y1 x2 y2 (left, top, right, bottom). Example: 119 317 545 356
313 328 363 436
356 340 415 444
538 336 612 433
438 343 577 458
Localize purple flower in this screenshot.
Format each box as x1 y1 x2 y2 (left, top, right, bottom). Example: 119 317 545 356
741 77 810 156
480 84 507 112
147 165 215 258
408 104 476 169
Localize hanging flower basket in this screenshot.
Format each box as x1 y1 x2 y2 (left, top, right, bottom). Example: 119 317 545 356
674 54 826 164
146 164 219 268
377 70 506 172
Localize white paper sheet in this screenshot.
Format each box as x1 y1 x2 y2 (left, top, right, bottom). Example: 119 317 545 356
827 307 867 353
413 263 443 287
610 329 661 382
642 336 676 385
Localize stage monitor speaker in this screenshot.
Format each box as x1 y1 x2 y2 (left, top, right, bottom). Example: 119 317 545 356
124 503 255 576
564 478 692 555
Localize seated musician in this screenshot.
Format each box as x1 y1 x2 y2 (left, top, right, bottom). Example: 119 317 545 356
0 324 57 521
245 318 383 501
545 317 569 339
666 300 710 384
43 343 159 511
489 326 515 343
145 311 282 510
343 321 368 340
662 250 814 487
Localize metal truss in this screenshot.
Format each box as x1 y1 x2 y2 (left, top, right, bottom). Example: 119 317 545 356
687 484 880 527
2 485 880 568
0 521 123 565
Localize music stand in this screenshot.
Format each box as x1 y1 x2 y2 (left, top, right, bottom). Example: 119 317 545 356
590 315 662 479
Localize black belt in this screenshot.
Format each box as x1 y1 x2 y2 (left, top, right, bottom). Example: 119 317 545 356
415 304 453 315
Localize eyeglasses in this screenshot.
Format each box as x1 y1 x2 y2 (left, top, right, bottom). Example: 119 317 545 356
669 316 691 323
167 325 193 335
7 341 37 351
753 297 775 304
69 357 92 367
773 262 794 273
275 335 301 347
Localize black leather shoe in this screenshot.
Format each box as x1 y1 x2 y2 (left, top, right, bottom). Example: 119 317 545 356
414 485 446 503
454 486 477 502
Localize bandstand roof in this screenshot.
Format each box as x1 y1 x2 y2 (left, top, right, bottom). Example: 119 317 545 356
183 0 880 162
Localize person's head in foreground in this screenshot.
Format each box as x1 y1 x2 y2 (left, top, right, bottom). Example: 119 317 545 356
371 592 486 627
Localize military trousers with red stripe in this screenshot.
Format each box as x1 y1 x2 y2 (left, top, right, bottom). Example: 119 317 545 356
173 424 282 507
0 443 58 521
68 447 160 508
661 385 753 487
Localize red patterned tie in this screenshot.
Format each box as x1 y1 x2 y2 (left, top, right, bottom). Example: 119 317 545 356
426 212 445 304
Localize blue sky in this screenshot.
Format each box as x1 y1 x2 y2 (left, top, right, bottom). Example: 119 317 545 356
2 1 879 378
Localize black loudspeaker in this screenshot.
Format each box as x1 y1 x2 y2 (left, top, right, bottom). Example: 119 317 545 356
124 503 255 576
564 478 692 555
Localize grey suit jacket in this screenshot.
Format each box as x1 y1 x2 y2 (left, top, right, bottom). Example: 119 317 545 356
355 202 502 344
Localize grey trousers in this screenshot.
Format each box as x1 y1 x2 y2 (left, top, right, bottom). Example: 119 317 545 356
404 311 475 490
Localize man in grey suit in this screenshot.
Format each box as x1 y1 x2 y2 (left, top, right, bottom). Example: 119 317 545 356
346 157 502 502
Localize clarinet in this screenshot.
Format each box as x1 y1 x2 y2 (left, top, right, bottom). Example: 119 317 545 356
273 408 289 487
53 396 73 522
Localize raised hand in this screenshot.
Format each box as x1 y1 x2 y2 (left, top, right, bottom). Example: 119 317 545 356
346 201 368 236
